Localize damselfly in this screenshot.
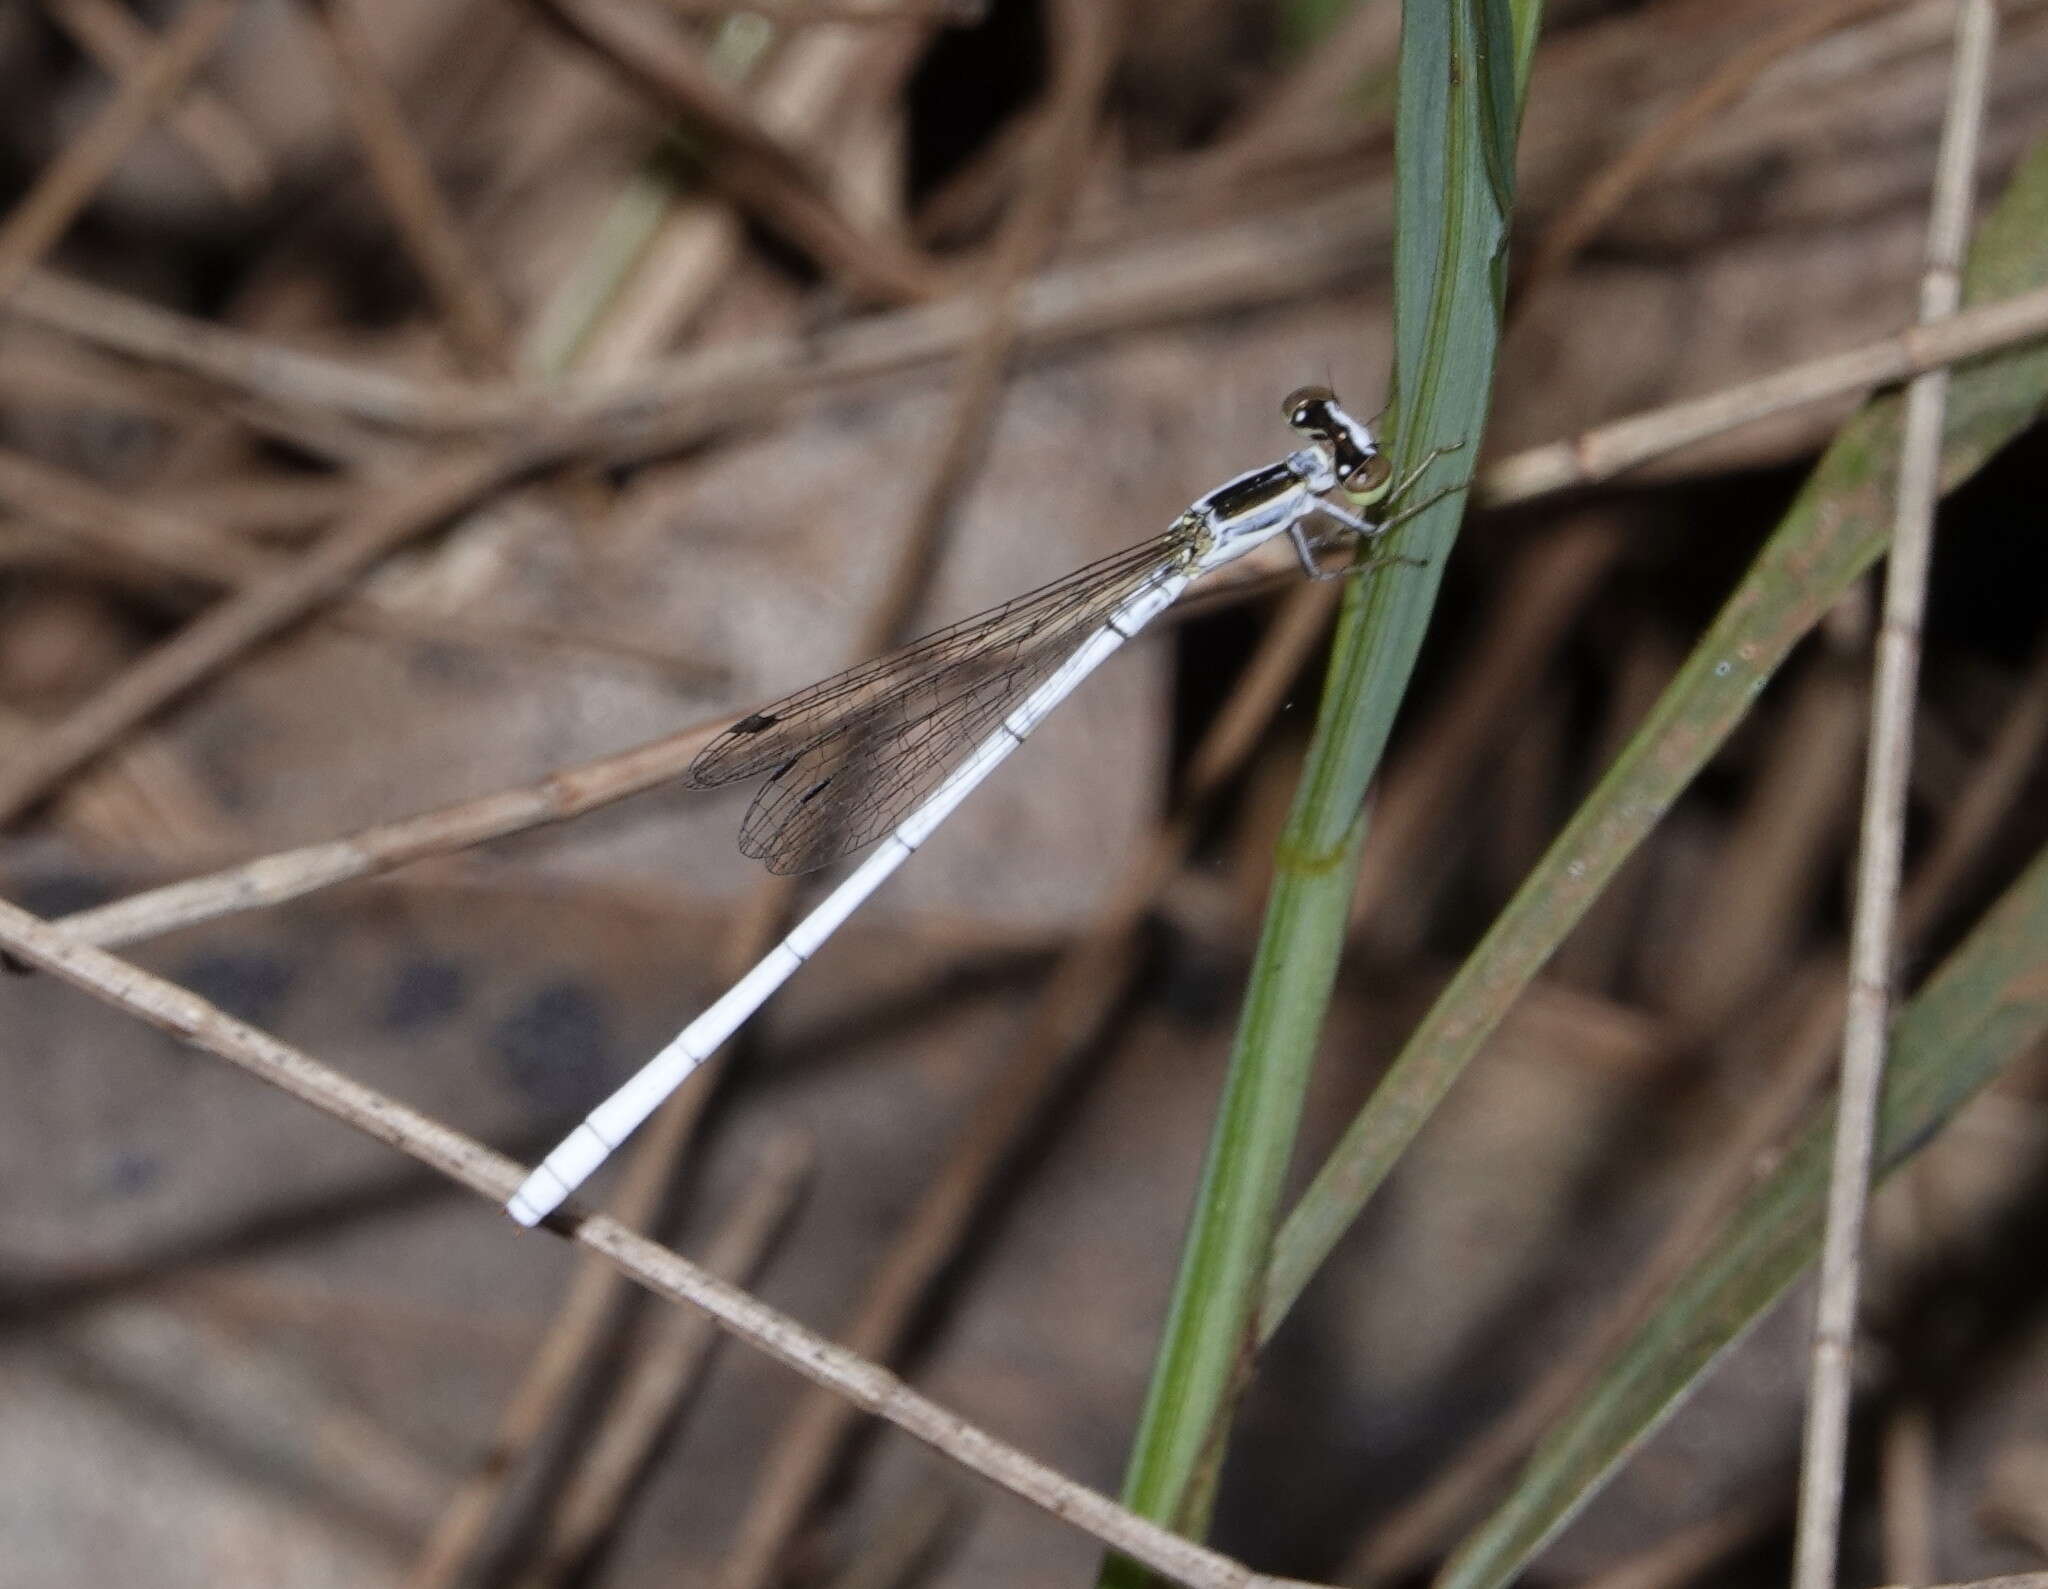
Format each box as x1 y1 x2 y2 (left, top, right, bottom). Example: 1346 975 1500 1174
508 386 1419 1225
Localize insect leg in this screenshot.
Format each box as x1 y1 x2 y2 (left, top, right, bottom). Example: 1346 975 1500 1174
1286 520 1344 581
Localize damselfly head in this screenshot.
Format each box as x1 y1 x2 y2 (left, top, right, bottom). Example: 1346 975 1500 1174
1282 385 1385 503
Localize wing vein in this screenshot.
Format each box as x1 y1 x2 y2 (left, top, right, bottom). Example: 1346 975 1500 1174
692 529 1189 874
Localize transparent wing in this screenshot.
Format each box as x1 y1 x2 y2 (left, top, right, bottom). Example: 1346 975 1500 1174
693 529 1190 875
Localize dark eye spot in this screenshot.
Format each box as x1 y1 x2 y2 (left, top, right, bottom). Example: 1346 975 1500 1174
733 712 779 734
1347 453 1394 496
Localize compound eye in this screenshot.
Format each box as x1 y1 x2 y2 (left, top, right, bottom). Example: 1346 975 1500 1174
1343 451 1393 500
1282 384 1336 427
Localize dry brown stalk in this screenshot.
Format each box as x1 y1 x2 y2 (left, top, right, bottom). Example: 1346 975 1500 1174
0 443 712 685
153 474 355 535
9 178 1399 435
335 601 729 687
1878 1577 2048 1589
823 1483 965 1589
619 21 1125 1577
53 706 721 948
1190 0 1398 185
0 444 540 827
846 0 1120 654
508 1131 814 1589
300 0 516 372
0 331 204 425
0 444 285 584
410 25 1116 1563
1880 1398 1939 1584
716 576 1341 1589
1795 5 1995 1582
1335 618 2048 1588
567 22 915 373
0 893 1327 1589
41 0 274 201
10 269 465 429
402 1070 732 1589
525 0 947 305
1572 1498 1786 1589
0 0 245 303
40 253 2048 952
1478 280 2048 502
648 0 985 20
0 174 1979 443
0 0 243 305
16 247 2048 493
544 270 2048 478
1512 0 1907 318
1660 659 1865 1033
1349 518 1623 952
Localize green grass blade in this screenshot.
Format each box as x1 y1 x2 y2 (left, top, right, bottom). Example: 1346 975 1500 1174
1262 130 2048 1336
1438 838 2048 1589
1099 2 1537 1580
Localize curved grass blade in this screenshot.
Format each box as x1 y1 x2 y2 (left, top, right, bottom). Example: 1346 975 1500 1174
1100 1 1538 1579
1263 129 2048 1338
1439 839 2048 1589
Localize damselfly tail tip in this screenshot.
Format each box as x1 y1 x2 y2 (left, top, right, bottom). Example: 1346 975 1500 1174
505 1136 603 1226
506 1185 555 1227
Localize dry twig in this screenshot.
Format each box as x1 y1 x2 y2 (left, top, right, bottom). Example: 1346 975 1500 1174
41 0 273 200
40 265 2048 951
717 573 1343 1589
1338 623 2048 1588
508 1132 814 1589
1511 0 1905 317
648 0 985 20
0 894 1323 1589
18 210 2048 477
0 0 245 303
0 445 540 826
413 17 1114 1567
300 0 516 371
1793 5 1997 1585
525 0 946 304
1478 281 2048 501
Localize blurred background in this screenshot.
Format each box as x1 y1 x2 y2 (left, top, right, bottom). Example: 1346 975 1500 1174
1 1 2046 1586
